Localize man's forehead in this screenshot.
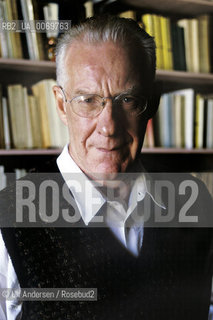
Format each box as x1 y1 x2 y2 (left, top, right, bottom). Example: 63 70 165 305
64 41 140 89
65 40 127 65
62 42 141 92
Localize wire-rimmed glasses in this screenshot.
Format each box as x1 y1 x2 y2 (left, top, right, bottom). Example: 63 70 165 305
59 86 147 118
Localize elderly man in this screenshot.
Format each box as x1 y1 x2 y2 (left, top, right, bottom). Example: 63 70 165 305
0 15 213 320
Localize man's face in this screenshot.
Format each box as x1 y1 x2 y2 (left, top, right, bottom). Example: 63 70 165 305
55 41 147 180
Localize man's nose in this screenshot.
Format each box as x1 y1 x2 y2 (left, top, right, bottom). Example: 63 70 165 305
96 99 120 137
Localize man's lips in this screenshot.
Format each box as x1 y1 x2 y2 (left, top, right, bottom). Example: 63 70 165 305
97 148 118 153
96 144 127 152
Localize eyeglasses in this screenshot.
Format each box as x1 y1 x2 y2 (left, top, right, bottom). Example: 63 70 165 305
59 86 147 119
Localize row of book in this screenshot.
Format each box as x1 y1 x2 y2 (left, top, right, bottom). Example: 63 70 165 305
0 165 26 190
192 172 213 198
1 164 212 198
0 0 58 60
0 0 95 60
119 11 212 73
0 83 212 151
0 79 69 149
0 0 212 72
144 89 213 149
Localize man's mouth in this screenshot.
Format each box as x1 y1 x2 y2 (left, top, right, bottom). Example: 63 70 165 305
96 144 126 152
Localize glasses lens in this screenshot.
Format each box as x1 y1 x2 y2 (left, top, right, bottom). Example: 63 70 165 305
71 94 102 118
116 94 147 116
70 93 147 118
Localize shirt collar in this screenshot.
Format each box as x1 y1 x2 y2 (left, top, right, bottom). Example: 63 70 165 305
57 144 105 225
56 144 165 225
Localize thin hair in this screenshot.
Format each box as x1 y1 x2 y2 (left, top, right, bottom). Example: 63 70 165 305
55 15 156 92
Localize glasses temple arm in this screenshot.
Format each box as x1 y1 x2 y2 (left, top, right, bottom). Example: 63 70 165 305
58 86 68 102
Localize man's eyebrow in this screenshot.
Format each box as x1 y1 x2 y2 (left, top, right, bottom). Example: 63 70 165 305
121 87 137 94
114 86 141 96
72 86 141 97
73 89 91 95
112 87 142 98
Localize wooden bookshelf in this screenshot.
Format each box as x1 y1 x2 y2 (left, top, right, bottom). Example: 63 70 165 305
0 0 213 172
0 148 213 172
0 58 55 73
0 149 62 155
1 58 213 87
0 148 212 156
142 148 213 154
123 0 213 15
156 70 213 86
0 58 56 87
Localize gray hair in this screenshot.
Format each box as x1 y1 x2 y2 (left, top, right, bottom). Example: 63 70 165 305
55 15 156 92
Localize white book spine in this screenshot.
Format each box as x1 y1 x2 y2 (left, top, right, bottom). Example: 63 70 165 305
0 1 9 57
84 1 94 18
0 165 7 190
43 3 59 38
196 96 204 149
20 0 36 60
184 90 194 149
15 168 27 179
1 1 12 58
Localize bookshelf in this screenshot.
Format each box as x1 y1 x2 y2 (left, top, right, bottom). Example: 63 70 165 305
1 60 213 171
0 58 55 73
0 0 213 172
1 58 213 88
0 58 56 87
157 70 213 93
1 147 213 155
123 0 213 15
157 70 213 86
143 148 213 154
0 148 61 155
1 147 213 172
1 58 213 82
1 3 213 318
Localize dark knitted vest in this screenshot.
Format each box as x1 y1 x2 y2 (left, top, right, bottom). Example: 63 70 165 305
2 224 213 320
1 165 213 320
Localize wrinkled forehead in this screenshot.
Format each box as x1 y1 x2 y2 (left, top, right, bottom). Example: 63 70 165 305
63 41 145 88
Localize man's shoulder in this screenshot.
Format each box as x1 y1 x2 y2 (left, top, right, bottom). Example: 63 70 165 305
144 171 213 228
0 164 80 229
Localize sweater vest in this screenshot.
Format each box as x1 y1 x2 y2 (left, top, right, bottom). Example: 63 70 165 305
1 166 213 319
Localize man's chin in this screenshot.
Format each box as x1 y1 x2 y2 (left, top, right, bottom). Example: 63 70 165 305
86 165 131 189
87 171 120 184
82 158 133 184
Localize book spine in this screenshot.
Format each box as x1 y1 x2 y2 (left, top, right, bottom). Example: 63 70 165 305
194 94 204 148
0 166 7 191
206 99 213 148
2 97 11 149
153 15 164 70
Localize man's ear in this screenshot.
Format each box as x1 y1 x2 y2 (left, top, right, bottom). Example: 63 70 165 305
52 85 68 126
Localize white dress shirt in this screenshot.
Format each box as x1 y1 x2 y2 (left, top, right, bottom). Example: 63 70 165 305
0 144 165 319
0 232 22 320
57 144 165 256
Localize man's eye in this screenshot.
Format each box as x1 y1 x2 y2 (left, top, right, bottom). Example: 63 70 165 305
123 96 135 103
83 97 94 103
121 96 138 109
